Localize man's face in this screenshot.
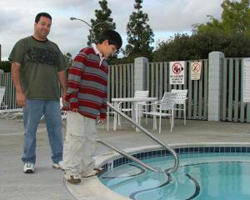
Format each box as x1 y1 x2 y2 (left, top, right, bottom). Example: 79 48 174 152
34 16 51 40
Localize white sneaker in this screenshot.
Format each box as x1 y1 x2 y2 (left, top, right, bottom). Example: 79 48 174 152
52 161 63 170
23 163 35 174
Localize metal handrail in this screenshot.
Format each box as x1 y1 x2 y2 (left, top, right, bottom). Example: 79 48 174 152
97 102 179 174
96 139 161 173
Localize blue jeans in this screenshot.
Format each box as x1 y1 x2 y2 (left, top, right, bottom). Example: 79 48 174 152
22 100 63 164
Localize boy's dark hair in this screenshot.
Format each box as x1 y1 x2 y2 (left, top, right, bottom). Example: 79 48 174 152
98 30 122 50
35 12 52 23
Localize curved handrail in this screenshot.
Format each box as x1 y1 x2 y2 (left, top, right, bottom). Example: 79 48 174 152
96 139 161 173
97 102 179 174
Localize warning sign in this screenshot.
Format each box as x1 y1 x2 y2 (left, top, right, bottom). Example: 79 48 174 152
191 62 202 80
170 61 185 85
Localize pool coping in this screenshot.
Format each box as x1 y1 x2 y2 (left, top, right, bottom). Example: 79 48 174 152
65 142 250 200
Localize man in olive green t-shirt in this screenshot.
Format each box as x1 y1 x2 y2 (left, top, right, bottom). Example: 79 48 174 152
9 12 67 174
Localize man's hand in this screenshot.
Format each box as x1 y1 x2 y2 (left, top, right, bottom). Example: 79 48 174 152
16 91 26 107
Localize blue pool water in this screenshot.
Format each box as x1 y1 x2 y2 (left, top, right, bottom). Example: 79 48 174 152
99 150 250 200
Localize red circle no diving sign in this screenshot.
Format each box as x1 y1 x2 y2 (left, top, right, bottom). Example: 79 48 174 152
172 62 184 74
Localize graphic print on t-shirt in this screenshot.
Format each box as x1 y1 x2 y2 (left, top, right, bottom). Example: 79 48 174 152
27 47 59 66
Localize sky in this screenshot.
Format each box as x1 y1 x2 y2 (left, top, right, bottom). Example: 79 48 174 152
0 0 224 61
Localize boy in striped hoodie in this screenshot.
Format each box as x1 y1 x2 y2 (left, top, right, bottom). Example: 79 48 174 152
63 30 122 184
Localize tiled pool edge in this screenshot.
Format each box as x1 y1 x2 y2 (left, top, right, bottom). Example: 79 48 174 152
66 142 250 200
97 142 250 171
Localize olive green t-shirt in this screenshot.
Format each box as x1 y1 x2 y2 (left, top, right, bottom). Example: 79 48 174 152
8 36 68 100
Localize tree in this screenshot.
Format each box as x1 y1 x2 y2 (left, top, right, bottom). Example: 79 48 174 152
126 0 154 60
0 61 11 72
152 32 250 61
193 0 250 35
64 53 73 68
221 0 250 33
153 34 193 61
152 0 250 62
88 0 116 45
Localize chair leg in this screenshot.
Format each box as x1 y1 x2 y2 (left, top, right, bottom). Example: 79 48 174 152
118 115 121 129
153 115 157 130
171 115 174 132
113 112 117 131
145 106 148 125
159 116 161 134
184 104 186 125
172 109 175 127
139 109 142 125
106 109 110 131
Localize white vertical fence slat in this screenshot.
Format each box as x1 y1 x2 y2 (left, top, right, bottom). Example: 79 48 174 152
240 59 245 122
198 62 203 120
193 76 198 120
159 62 163 99
222 59 228 121
234 59 240 122
228 59 234 121
203 60 208 120
187 63 193 119
163 62 168 93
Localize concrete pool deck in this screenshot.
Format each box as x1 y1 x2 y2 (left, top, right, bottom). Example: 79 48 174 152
1 117 250 200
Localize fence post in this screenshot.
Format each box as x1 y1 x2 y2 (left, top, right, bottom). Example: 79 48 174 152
134 57 148 91
208 51 224 121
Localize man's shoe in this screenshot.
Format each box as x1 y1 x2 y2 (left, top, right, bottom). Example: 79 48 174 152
64 173 81 184
52 161 63 170
23 163 35 174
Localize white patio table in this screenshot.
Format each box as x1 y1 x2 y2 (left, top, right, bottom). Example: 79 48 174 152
111 97 158 131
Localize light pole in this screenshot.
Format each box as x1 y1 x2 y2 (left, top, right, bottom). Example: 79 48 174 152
70 17 93 45
70 17 112 45
70 17 92 29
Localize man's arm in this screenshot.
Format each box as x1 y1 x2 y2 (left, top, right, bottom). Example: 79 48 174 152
57 70 67 100
11 62 26 107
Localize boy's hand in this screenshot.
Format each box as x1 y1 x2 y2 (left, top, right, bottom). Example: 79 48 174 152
72 108 78 112
99 118 106 123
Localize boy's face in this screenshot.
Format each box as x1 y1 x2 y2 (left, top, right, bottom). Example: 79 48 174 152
101 40 117 58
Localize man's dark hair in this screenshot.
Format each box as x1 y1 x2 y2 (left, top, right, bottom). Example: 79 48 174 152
35 12 52 23
98 30 122 50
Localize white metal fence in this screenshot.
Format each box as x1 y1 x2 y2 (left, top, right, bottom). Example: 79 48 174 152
108 60 208 120
221 58 250 122
1 57 250 122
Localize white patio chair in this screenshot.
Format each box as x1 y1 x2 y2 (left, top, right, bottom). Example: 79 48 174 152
0 86 23 119
0 86 8 118
106 101 123 131
0 86 6 108
3 108 23 120
143 92 177 133
171 89 188 125
118 90 149 127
